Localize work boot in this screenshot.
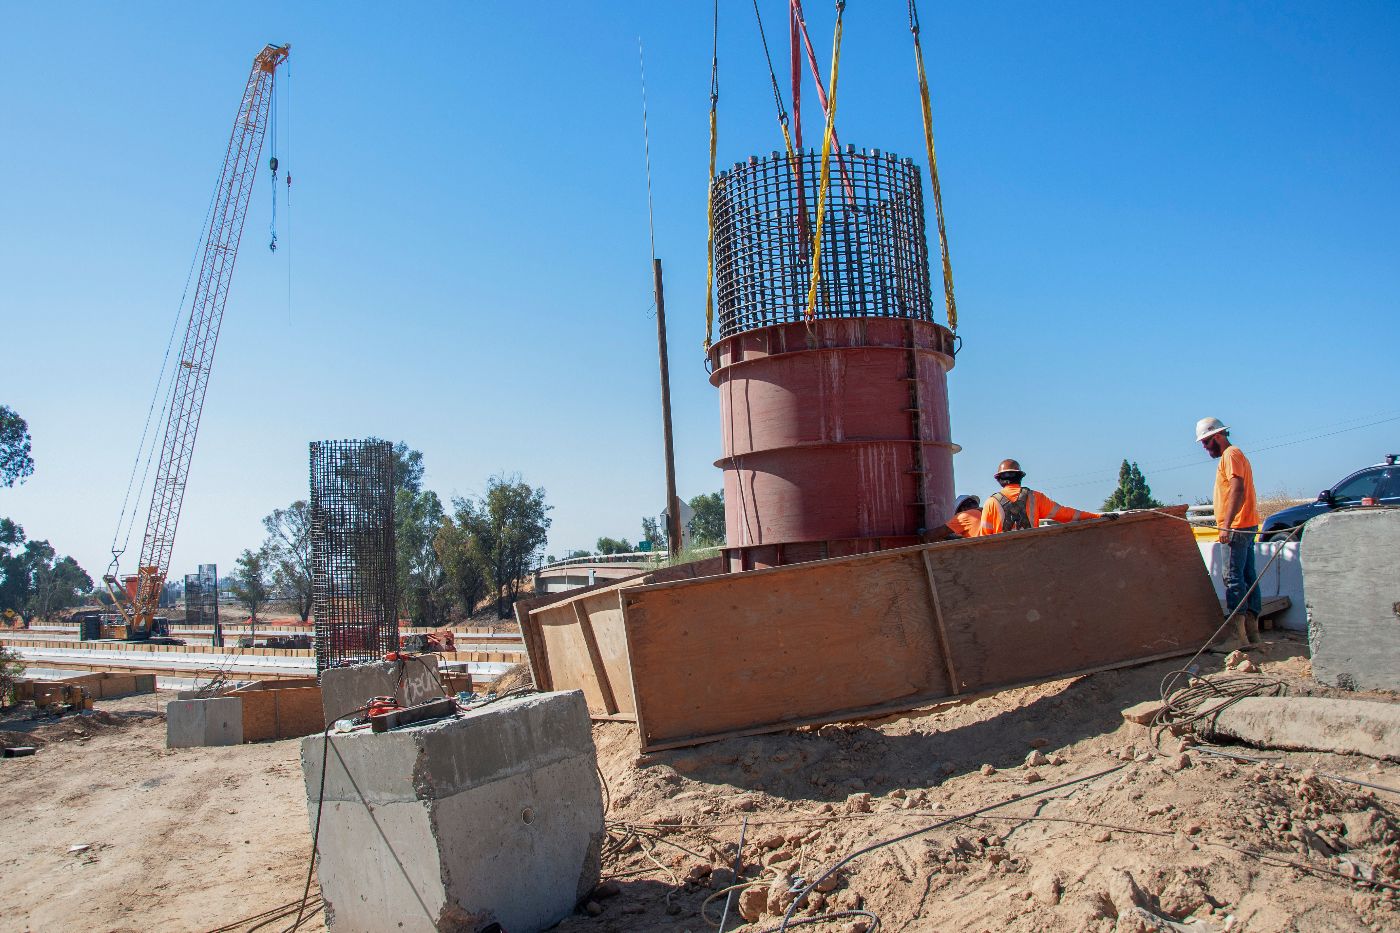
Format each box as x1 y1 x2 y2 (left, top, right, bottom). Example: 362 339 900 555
1243 612 1261 646
1208 616 1249 654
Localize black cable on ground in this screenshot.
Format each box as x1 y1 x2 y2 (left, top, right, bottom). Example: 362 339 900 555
717 813 748 932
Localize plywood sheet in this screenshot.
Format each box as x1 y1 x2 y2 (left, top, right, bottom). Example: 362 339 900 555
622 550 948 746
624 511 1221 751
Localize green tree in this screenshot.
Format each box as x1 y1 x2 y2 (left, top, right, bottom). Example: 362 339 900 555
641 516 667 551
262 501 313 622
229 548 270 636
436 502 488 620
595 536 633 555
0 405 35 488
28 555 93 619
396 487 451 627
688 491 725 546
1102 460 1164 511
463 475 552 619
564 549 591 560
0 520 91 621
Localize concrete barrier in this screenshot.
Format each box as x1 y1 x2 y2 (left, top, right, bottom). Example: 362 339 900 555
301 690 603 932
1305 509 1400 691
167 697 243 748
319 655 445 726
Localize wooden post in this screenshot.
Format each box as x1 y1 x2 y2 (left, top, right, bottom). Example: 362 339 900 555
653 258 682 557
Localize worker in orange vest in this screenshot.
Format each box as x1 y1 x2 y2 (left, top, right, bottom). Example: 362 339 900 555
925 495 983 541
1196 416 1261 650
979 459 1104 535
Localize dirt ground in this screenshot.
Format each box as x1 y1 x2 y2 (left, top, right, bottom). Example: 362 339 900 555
1 633 1396 932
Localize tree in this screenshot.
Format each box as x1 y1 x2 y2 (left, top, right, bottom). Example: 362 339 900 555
396 487 451 627
436 502 488 620
640 516 666 552
366 437 425 496
262 501 313 622
463 475 552 619
564 549 591 560
595 536 633 555
1102 460 1164 511
229 548 270 636
0 405 34 488
688 491 725 546
28 556 93 620
0 520 92 621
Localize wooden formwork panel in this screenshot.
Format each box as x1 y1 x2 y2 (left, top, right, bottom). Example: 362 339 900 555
518 557 726 718
621 510 1220 751
231 682 325 742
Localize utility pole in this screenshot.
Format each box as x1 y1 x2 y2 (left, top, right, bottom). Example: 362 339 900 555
653 258 682 557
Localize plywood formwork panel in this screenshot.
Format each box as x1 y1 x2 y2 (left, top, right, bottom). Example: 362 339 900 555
621 511 1220 752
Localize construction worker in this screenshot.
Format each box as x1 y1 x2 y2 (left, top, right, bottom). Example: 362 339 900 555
979 459 1103 535
1196 417 1261 648
925 495 983 541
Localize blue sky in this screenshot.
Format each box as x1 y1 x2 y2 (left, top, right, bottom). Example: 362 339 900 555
3 2 1397 580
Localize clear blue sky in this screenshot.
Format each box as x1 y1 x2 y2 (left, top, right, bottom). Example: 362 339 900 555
3 2 1397 580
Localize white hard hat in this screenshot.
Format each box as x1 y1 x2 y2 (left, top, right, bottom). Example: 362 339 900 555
1195 417 1228 442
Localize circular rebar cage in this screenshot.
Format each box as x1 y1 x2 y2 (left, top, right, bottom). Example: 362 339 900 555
711 147 936 341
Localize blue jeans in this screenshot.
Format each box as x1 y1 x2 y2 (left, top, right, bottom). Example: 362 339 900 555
1223 525 1261 616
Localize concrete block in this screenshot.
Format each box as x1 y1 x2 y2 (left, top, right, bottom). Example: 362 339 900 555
301 689 603 933
1304 509 1400 691
167 697 244 748
1201 696 1400 761
320 655 445 726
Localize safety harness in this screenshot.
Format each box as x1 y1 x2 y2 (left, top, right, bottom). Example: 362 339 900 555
991 488 1036 532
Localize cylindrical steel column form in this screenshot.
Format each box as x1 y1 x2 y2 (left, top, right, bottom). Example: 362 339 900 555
709 148 957 571
309 439 399 674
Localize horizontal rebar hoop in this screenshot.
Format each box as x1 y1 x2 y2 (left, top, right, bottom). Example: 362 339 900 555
711 148 935 341
309 440 398 675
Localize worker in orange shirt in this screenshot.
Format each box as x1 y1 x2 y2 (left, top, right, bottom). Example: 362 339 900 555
925 495 983 541
979 459 1103 535
1196 417 1261 649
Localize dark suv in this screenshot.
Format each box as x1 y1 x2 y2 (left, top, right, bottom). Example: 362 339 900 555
1262 454 1400 539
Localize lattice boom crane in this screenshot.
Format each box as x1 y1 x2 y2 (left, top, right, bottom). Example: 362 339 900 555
105 43 289 638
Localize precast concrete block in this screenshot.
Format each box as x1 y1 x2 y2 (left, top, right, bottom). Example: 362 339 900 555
320 654 445 726
167 697 244 748
1304 509 1400 692
301 689 604 933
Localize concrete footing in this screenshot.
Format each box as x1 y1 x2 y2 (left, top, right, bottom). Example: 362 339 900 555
320 655 445 726
167 697 243 748
1202 696 1400 761
1304 509 1400 692
301 689 603 932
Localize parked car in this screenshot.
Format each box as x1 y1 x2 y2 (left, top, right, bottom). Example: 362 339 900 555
1262 454 1400 540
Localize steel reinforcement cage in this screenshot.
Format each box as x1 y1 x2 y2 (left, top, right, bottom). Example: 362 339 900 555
183 564 218 628
309 440 398 674
711 147 937 341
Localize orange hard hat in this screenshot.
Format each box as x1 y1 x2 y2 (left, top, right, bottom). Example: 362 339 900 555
994 458 1025 480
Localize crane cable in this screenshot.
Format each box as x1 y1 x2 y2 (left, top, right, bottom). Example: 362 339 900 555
803 0 846 322
752 0 799 168
907 0 958 333
703 0 720 352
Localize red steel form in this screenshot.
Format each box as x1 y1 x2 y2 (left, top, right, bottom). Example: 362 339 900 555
112 44 289 638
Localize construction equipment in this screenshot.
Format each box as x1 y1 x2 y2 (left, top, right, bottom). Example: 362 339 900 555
104 44 289 639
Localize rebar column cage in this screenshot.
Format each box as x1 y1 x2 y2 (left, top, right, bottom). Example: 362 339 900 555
183 564 218 627
309 440 398 674
711 147 937 341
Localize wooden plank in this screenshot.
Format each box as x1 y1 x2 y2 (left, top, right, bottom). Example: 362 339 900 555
624 511 1222 751
920 549 961 694
622 549 947 747
573 600 618 714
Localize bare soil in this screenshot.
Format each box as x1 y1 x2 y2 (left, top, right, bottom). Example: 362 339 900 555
1 633 1396 932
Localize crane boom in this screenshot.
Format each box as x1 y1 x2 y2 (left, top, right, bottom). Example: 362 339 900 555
107 43 289 638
